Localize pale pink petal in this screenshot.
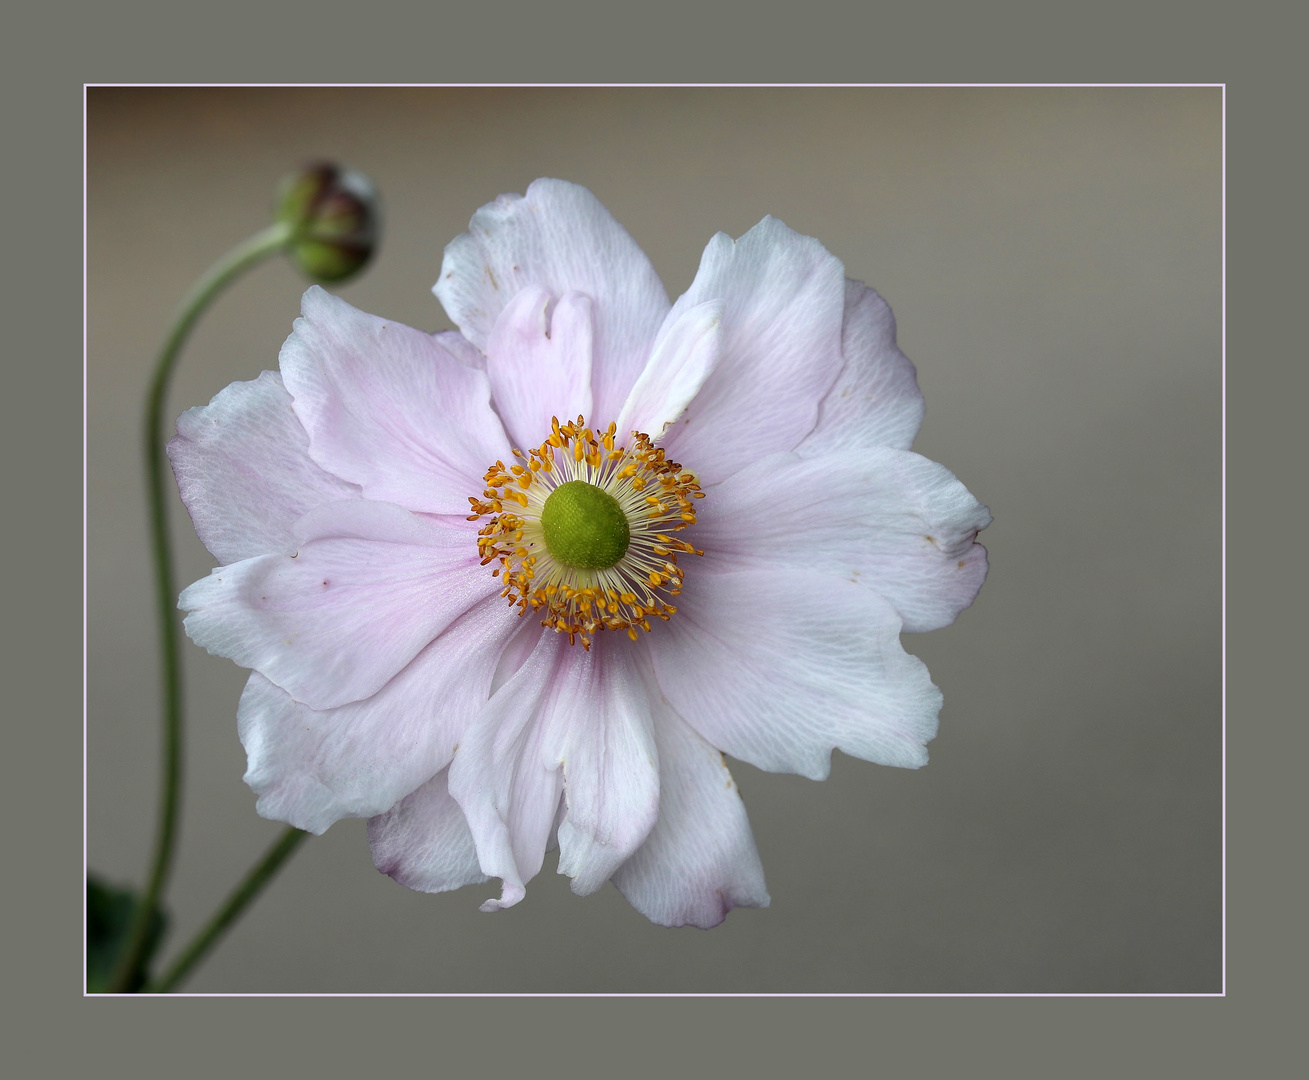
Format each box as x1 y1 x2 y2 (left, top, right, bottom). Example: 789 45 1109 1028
168 370 359 564
180 500 497 711
547 638 659 896
434 330 487 370
491 613 550 695
614 299 723 442
658 217 845 484
485 286 593 450
433 178 670 424
449 632 660 909
694 448 991 633
279 286 511 515
612 673 769 928
647 569 942 779
368 768 489 894
237 593 521 834
448 629 566 912
798 280 926 456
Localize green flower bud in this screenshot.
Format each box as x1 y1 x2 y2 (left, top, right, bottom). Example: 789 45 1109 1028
275 162 380 283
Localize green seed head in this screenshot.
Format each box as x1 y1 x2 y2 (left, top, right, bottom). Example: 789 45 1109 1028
540 480 631 570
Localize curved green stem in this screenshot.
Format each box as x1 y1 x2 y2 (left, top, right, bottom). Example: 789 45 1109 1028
148 827 308 993
108 221 295 994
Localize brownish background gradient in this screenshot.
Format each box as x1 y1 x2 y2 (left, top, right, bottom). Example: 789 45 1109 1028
87 86 1220 992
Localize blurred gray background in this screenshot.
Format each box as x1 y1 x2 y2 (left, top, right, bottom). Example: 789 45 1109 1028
87 87 1220 993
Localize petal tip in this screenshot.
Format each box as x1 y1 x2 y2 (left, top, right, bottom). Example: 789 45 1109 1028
479 881 525 913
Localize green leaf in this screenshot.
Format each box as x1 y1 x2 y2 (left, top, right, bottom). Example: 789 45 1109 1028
86 875 168 993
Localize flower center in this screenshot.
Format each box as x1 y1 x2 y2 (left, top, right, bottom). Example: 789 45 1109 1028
468 416 704 649
540 480 631 569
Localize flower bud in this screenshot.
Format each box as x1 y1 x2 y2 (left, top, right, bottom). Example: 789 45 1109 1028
275 162 380 283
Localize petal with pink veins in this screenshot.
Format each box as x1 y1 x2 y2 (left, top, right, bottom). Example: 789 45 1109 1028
448 630 567 912
168 370 360 564
449 632 660 910
434 178 670 424
237 593 522 834
434 330 487 370
549 638 659 897
368 768 490 894
798 279 926 456
614 299 723 442
612 670 769 928
484 285 593 449
648 569 943 779
694 448 991 633
659 217 846 484
279 286 512 515
180 500 497 711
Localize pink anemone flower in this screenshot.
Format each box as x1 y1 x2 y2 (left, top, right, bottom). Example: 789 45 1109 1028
172 179 990 928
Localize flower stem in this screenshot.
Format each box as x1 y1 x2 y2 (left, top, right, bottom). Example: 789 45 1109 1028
147 827 309 993
107 221 296 994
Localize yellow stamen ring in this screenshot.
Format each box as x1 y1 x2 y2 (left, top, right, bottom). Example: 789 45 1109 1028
467 416 705 650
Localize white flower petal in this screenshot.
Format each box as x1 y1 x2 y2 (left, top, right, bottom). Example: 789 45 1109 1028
612 678 769 928
549 638 659 897
485 285 594 449
694 448 991 633
798 279 926 456
434 329 487 370
180 501 496 711
368 768 490 894
168 370 359 564
433 178 670 423
648 569 942 779
279 286 511 515
614 299 724 441
659 217 845 483
237 593 521 834
448 629 566 912
491 612 550 695
449 632 660 910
